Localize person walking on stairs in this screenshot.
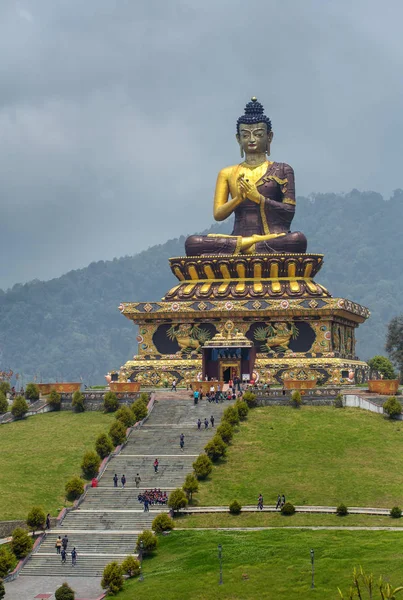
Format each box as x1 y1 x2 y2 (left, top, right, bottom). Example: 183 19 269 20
144 497 149 512
180 433 185 451
62 535 68 552
61 548 66 564
134 473 141 488
113 473 118 488
210 415 215 428
55 536 62 554
197 418 201 430
46 513 51 530
204 418 209 429
171 379 177 392
71 547 77 566
275 494 281 510
154 458 159 473
257 493 264 510
281 494 286 508
121 474 126 489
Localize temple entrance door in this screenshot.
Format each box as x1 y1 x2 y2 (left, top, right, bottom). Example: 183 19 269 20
219 361 240 383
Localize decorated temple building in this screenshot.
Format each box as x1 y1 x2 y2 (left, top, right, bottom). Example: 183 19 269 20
112 98 369 387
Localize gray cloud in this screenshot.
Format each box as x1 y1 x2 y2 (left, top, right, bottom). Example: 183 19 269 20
1 0 402 288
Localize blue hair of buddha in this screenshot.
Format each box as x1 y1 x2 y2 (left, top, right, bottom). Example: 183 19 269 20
236 97 272 135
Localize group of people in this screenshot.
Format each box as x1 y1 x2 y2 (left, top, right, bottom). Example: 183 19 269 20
55 535 77 565
113 473 127 488
197 416 214 429
138 489 168 511
256 494 287 510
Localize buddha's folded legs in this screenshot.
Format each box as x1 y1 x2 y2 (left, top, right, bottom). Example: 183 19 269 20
254 231 307 253
185 234 239 256
185 231 307 256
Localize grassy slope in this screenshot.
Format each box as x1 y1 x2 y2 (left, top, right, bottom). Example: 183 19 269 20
196 406 403 508
0 411 113 520
116 530 403 600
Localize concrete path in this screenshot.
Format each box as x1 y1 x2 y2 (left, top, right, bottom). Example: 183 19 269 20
4 576 103 600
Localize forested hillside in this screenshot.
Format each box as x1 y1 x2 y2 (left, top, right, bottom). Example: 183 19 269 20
0 189 401 384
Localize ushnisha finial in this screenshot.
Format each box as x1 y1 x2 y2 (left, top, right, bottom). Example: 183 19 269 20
236 98 272 134
251 96 257 102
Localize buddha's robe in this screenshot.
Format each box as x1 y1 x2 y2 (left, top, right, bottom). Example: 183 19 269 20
185 161 307 256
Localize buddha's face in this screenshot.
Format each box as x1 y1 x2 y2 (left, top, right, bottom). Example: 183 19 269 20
237 122 273 154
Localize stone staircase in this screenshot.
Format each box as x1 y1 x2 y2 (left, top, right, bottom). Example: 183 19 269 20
21 394 230 577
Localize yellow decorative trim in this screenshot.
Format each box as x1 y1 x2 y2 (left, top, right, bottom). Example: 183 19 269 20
220 265 231 279
234 236 243 255
304 263 313 278
173 267 185 281
176 276 314 284
270 263 279 278
183 283 196 294
253 282 263 293
204 265 215 279
271 280 282 293
218 283 229 294
200 283 212 294
188 266 198 280
290 281 300 293
254 263 262 278
287 263 296 277
236 282 246 293
306 280 319 293
283 198 296 206
259 196 270 235
236 264 246 278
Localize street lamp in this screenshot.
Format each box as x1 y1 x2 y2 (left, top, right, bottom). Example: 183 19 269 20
139 540 144 582
310 548 315 589
218 544 223 585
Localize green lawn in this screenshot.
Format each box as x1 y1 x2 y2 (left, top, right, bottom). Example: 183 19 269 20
196 406 403 508
115 529 403 599
0 411 113 520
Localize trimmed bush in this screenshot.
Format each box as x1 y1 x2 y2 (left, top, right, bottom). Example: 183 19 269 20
116 406 136 427
25 383 39 402
0 391 8 414
139 392 149 404
334 393 344 408
0 382 10 395
182 473 199 501
383 396 402 419
368 355 396 380
95 433 114 459
101 561 124 595
290 390 302 408
216 422 234 444
135 530 158 555
242 391 257 408
48 390 61 410
390 506 402 519
0 579 5 600
109 420 127 447
168 488 188 512
152 513 175 533
65 476 85 501
222 405 240 426
103 391 119 413
81 451 101 480
281 502 296 516
72 391 85 413
0 545 15 577
131 399 148 422
204 435 227 461
11 395 28 419
121 555 140 578
26 506 46 533
193 454 213 480
336 503 348 516
229 500 242 515
235 400 249 420
55 582 75 600
11 527 32 559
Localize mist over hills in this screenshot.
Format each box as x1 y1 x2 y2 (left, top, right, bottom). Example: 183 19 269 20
0 189 400 385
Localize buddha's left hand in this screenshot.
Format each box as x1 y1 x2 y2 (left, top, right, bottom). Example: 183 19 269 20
238 177 262 204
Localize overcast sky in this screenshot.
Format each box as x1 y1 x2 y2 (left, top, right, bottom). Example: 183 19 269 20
1 0 402 289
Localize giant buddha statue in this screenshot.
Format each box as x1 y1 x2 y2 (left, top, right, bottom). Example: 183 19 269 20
185 98 307 256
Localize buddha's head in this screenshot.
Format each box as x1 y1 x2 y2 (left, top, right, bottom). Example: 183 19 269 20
236 97 273 157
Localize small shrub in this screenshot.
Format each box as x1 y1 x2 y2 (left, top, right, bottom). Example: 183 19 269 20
103 391 119 413
121 555 140 578
116 406 136 427
229 500 242 515
235 400 249 420
204 435 227 461
139 392 149 404
11 396 28 419
216 422 234 444
0 391 8 414
193 454 213 479
390 506 402 519
25 383 39 402
81 451 101 480
72 391 85 413
0 545 15 577
95 433 114 459
26 506 46 533
242 391 257 408
182 473 199 501
48 389 61 410
0 382 10 395
101 561 123 595
334 393 344 408
222 405 240 426
281 502 296 516
336 503 348 516
131 399 148 422
383 396 402 419
65 476 85 501
0 579 5 600
109 420 127 447
135 530 158 555
11 527 32 559
168 488 188 512
152 513 175 533
290 390 302 408
55 582 75 600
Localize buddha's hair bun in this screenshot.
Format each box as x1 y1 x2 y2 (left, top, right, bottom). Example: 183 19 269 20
236 97 272 134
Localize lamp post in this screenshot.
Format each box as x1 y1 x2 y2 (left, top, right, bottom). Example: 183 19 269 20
310 548 315 589
139 540 144 582
218 544 223 585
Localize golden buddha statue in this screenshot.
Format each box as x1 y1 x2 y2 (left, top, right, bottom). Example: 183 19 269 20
185 98 307 256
